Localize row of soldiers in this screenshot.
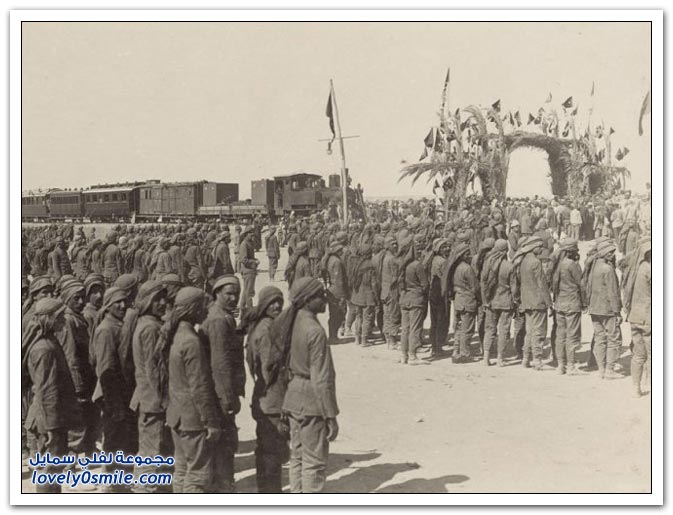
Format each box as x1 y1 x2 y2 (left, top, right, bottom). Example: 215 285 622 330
21 220 337 494
279 203 650 391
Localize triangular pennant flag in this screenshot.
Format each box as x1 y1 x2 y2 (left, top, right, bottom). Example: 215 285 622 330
508 112 515 125
434 131 443 151
562 96 573 109
514 111 522 127
455 108 460 117
460 120 469 132
420 147 428 161
491 99 501 112
424 128 435 148
615 148 624 161
571 106 578 116
527 113 535 124
433 179 440 191
623 147 630 157
326 90 335 153
609 127 615 135
562 122 570 137
545 92 552 103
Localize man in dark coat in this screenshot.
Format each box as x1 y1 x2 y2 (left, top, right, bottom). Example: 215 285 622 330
201 275 246 493
324 241 349 342
166 287 223 493
265 227 280 281
399 235 429 365
239 226 259 317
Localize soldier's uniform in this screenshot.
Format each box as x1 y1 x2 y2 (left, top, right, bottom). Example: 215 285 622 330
266 229 280 281
239 228 259 315
325 244 349 341
399 237 428 364
380 237 401 349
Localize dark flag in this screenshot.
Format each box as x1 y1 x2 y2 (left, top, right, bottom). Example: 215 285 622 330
623 146 630 157
615 148 624 161
562 96 573 109
420 147 428 161
433 179 441 192
571 106 579 116
326 91 336 153
424 128 435 148
460 120 469 132
434 130 443 151
508 112 515 125
527 113 535 124
562 122 570 137
491 99 501 112
514 111 522 127
638 90 651 135
609 127 615 135
595 126 604 139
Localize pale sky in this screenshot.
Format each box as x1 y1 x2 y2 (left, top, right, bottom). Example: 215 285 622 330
22 21 651 198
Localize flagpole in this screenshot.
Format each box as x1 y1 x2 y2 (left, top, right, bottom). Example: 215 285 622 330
330 79 349 227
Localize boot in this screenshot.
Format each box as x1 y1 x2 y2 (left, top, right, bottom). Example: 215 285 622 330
354 336 361 346
557 363 566 375
399 352 408 365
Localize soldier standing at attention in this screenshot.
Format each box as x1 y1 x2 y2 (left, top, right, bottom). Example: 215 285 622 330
398 235 429 365
551 238 586 375
380 236 401 351
587 239 623 379
265 226 280 281
209 228 234 283
622 237 651 397
445 242 478 364
350 243 379 347
513 236 551 371
90 287 137 491
22 298 80 493
239 226 260 317
280 277 339 493
323 240 349 343
129 280 172 492
57 280 98 456
201 275 246 493
244 286 288 493
102 231 124 286
164 287 223 493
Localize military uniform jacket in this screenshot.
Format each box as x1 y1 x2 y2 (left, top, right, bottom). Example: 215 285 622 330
400 259 428 308
51 247 72 280
282 309 339 418
326 254 349 300
555 257 586 313
588 259 622 317
25 336 80 433
518 252 551 311
489 259 517 311
168 245 185 281
452 261 479 313
91 313 132 416
429 255 446 302
265 235 280 258
246 317 287 415
130 314 164 414
201 303 246 414
380 251 399 302
211 241 234 279
350 260 379 307
627 261 651 326
102 244 123 283
166 321 222 431
132 249 149 282
57 308 95 398
74 249 90 281
183 245 206 286
291 255 312 287
239 237 258 275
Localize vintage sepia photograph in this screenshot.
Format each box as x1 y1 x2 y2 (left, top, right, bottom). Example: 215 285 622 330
11 9 661 505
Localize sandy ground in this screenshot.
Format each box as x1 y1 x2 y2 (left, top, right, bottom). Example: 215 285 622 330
21 224 651 494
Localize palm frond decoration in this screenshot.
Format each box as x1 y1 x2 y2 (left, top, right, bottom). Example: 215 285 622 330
463 105 488 137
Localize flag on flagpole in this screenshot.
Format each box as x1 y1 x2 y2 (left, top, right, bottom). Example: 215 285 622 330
326 90 335 153
638 90 651 136
514 111 522 127
424 128 435 148
562 96 573 109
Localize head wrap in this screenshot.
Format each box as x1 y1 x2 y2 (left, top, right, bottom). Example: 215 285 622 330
352 244 373 292
60 280 85 306
511 235 544 267
155 287 206 409
29 275 53 296
213 274 241 294
135 280 167 317
240 285 284 336
113 273 140 294
442 242 470 299
161 274 183 301
21 298 66 388
83 273 105 298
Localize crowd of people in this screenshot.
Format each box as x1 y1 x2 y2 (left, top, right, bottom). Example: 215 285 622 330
20 187 651 494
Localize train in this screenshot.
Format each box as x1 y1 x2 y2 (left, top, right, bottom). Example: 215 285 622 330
21 173 358 223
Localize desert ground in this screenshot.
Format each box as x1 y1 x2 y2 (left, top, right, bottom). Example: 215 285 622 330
21 223 651 494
